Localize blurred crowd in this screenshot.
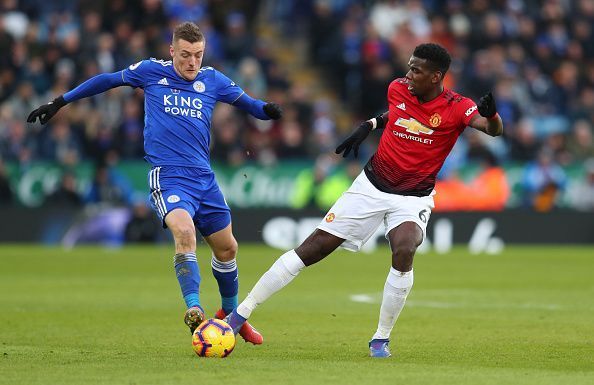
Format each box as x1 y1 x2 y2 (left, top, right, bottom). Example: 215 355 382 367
0 0 593 212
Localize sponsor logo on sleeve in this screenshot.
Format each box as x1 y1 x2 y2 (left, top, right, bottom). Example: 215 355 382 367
465 105 477 116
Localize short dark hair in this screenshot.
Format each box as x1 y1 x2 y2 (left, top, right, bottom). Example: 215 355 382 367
173 22 204 44
413 43 451 75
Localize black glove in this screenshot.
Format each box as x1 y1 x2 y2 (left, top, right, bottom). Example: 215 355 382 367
335 121 372 158
477 92 497 118
27 95 67 124
263 102 282 120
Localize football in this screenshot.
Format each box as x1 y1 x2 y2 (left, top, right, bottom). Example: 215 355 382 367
192 318 236 358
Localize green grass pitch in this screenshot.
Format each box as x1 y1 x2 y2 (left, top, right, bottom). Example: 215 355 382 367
1 244 593 385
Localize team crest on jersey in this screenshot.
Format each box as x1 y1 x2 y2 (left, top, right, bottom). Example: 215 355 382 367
193 81 205 92
429 113 442 127
325 213 335 223
167 195 180 203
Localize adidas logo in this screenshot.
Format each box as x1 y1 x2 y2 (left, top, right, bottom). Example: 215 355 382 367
397 102 406 111
158 78 169 86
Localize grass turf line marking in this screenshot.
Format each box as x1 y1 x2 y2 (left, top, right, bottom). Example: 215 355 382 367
349 293 562 310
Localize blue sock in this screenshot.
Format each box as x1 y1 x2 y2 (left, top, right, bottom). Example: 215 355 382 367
211 256 238 314
174 253 201 309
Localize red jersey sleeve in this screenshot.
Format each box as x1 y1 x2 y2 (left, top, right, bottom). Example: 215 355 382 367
457 97 479 127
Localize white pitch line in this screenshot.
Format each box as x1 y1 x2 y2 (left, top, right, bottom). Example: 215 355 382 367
349 293 562 310
349 294 378 304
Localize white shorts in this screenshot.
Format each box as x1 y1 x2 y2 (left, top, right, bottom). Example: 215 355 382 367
317 171 435 252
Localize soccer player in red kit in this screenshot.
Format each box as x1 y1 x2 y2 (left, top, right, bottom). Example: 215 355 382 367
225 43 503 357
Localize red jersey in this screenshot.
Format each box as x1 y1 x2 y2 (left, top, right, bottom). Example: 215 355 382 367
364 78 479 196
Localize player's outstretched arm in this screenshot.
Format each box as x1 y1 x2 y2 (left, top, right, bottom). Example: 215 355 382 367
335 111 388 158
263 102 282 119
469 92 503 137
27 72 126 125
232 93 283 120
26 95 67 125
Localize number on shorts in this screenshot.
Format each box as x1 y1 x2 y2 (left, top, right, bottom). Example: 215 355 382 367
419 209 428 223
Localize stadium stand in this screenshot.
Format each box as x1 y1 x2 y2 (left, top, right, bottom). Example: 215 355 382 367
1 0 593 212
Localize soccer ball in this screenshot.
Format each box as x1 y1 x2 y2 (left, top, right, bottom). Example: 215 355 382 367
192 318 236 358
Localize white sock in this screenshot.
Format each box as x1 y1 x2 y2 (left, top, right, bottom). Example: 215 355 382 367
236 249 305 319
372 268 414 340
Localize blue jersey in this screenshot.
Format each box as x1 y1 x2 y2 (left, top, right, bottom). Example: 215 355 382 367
121 59 245 168
60 57 272 233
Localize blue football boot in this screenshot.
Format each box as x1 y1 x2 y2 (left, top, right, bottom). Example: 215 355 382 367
223 310 246 334
216 308 263 345
369 338 392 358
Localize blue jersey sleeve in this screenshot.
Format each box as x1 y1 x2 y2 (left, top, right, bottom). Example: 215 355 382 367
63 72 126 103
233 93 268 120
215 69 269 120
121 60 152 88
215 70 245 104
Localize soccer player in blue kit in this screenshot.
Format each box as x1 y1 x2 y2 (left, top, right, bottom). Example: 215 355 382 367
27 22 282 344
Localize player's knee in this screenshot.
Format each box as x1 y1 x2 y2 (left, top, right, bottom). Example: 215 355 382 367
228 239 238 257
393 244 417 259
392 243 417 271
216 240 238 262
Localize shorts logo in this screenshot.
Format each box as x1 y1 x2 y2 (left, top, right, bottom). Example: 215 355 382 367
429 113 442 127
167 195 180 203
193 81 205 92
129 61 141 70
465 105 477 116
325 213 336 223
419 209 428 223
